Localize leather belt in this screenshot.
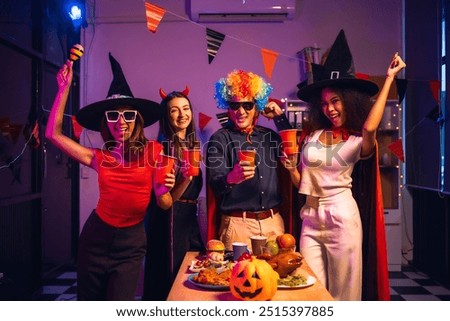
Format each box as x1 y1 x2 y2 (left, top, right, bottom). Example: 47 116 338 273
226 207 278 220
177 199 198 204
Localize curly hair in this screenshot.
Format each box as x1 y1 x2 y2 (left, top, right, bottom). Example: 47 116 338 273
307 85 373 133
214 70 273 111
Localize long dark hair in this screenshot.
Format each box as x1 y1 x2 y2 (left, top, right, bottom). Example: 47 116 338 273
158 92 198 160
100 108 147 158
307 85 373 133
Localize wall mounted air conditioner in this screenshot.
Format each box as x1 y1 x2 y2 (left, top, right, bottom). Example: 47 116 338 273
189 0 296 22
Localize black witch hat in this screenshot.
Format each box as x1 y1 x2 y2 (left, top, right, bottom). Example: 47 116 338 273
76 53 162 131
296 30 379 102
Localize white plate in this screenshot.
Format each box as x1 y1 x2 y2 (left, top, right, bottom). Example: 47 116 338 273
189 259 228 273
187 273 229 290
278 275 316 289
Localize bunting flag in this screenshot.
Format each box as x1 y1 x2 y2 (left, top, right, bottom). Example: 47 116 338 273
429 79 440 103
216 112 229 128
28 121 40 149
71 115 83 141
261 48 279 79
395 78 408 104
206 28 225 64
387 139 405 162
355 72 370 80
198 112 212 131
145 2 166 33
0 117 23 144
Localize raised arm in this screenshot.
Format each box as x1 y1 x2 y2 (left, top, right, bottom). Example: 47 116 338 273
45 60 95 168
361 53 406 157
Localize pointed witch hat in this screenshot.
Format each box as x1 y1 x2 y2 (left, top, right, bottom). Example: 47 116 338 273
76 53 162 131
296 30 379 102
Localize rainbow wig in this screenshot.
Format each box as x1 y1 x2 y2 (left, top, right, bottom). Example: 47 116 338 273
214 70 273 111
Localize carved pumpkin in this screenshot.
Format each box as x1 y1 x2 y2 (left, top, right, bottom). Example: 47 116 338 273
230 257 279 301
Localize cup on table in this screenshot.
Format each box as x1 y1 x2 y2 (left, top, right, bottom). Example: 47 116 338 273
250 235 267 256
182 148 201 176
238 148 257 166
232 242 250 261
155 154 177 185
279 129 299 155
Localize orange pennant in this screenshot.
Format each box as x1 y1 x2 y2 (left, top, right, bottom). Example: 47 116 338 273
72 115 83 141
261 48 278 79
388 139 404 162
145 2 166 33
429 80 440 103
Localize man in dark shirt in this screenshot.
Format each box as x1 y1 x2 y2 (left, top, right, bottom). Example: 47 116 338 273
206 69 293 252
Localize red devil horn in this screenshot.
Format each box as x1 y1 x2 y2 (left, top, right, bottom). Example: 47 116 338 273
159 88 167 100
182 85 190 96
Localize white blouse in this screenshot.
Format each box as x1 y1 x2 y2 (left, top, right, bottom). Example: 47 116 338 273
298 129 364 197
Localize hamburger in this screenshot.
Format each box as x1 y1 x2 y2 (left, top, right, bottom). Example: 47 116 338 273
206 239 225 253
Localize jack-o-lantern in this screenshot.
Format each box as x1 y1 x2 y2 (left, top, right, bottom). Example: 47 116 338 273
230 257 279 301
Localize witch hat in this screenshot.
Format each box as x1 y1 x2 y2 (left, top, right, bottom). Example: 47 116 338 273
76 53 162 131
296 30 379 102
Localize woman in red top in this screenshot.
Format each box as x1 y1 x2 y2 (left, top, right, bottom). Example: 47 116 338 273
45 53 174 300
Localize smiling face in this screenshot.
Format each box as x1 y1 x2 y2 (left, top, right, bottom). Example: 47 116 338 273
106 107 137 143
167 96 192 137
227 96 257 130
320 87 347 128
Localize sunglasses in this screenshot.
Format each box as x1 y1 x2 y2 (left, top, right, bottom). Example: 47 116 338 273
105 110 137 122
228 101 255 111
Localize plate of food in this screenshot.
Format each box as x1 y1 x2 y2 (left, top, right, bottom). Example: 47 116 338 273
189 259 229 273
187 268 231 290
277 274 316 289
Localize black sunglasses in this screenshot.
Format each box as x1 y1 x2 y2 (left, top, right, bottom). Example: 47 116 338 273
228 101 255 111
105 110 137 122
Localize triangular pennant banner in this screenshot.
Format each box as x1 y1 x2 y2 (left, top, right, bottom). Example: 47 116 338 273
206 28 225 64
355 72 370 80
387 139 404 162
72 115 83 141
29 121 40 148
426 105 440 122
216 112 229 128
395 78 408 104
145 2 166 33
261 48 278 79
198 112 212 131
429 79 440 103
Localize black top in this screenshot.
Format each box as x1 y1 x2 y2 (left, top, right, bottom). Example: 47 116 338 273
206 125 283 213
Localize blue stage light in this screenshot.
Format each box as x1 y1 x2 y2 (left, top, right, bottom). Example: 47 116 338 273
68 4 82 21
63 0 87 29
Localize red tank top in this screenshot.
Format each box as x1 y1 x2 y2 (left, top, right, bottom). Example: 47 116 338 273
95 141 162 227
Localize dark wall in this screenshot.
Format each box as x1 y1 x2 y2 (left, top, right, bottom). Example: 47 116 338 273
404 0 442 192
405 0 450 287
0 0 80 298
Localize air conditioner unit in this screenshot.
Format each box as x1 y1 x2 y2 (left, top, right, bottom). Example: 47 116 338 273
189 0 296 22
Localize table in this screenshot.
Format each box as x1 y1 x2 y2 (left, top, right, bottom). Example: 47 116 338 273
167 251 334 301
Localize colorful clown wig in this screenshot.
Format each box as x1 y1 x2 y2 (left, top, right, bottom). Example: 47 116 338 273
214 70 273 111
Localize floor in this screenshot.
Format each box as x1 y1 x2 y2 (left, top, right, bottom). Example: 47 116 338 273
28 264 450 301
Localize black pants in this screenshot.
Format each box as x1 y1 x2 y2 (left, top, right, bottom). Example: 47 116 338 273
77 211 146 300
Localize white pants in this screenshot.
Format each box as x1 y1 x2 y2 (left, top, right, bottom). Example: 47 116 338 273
299 189 362 301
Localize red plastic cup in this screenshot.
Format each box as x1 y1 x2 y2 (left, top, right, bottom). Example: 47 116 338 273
155 154 176 185
182 148 201 176
279 129 299 155
238 149 257 166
